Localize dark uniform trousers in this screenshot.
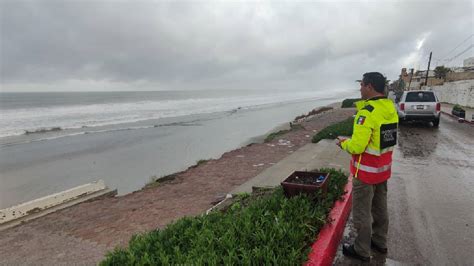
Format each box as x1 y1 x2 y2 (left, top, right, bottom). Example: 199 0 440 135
352 177 388 257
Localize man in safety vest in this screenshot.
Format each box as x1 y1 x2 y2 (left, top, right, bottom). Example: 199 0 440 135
336 72 399 261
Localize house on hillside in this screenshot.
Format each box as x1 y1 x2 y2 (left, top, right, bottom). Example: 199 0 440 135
397 68 443 90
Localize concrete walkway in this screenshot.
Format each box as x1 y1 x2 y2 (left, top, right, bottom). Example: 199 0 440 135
231 139 351 194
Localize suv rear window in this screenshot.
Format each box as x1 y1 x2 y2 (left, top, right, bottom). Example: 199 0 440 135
405 92 436 102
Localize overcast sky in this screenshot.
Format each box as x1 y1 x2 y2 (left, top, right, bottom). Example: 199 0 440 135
0 0 472 92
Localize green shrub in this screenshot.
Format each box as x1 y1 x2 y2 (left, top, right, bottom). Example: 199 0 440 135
453 104 465 112
101 169 349 265
312 117 354 143
341 98 361 108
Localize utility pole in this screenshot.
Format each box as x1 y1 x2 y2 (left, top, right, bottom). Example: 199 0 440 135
407 68 414 91
424 51 432 88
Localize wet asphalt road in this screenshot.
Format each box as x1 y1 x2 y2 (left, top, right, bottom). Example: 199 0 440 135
335 114 474 265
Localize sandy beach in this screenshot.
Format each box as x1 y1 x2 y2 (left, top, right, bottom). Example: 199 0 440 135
0 103 355 265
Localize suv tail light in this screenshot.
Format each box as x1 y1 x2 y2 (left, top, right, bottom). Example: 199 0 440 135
436 103 441 112
400 103 405 111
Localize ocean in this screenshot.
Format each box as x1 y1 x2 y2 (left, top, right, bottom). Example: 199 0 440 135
0 89 356 208
0 90 341 140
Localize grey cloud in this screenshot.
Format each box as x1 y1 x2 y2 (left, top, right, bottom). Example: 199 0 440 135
0 0 472 91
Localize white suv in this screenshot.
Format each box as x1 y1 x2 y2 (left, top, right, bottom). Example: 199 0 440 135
397 90 441 127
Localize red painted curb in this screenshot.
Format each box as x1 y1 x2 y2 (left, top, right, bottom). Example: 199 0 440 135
305 175 353 266
441 111 474 125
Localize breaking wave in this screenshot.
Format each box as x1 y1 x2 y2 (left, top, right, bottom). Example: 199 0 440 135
0 90 338 140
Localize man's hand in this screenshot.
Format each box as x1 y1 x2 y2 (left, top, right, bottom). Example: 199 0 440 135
336 137 348 148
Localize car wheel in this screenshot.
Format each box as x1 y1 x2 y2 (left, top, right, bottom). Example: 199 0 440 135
433 118 440 127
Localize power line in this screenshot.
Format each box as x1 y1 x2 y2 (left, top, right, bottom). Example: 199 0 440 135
444 44 473 65
440 34 474 60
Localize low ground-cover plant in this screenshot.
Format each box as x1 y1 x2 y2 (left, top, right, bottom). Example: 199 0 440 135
312 117 354 143
101 168 348 265
341 98 361 108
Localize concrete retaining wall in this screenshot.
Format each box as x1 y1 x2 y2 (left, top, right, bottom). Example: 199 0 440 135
446 71 474 82
0 180 114 230
429 80 474 108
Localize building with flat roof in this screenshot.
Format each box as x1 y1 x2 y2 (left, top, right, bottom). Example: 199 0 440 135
464 57 474 67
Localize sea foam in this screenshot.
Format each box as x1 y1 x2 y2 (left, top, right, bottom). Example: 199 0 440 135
0 91 327 139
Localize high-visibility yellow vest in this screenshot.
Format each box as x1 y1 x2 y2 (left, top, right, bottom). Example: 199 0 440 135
341 97 399 184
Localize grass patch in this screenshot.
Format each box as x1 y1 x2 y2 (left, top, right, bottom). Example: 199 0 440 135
341 98 361 108
194 159 211 167
264 129 290 143
101 168 348 265
144 173 178 189
145 159 211 188
312 117 354 143
294 106 333 121
264 123 304 143
146 158 213 188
